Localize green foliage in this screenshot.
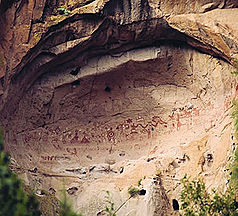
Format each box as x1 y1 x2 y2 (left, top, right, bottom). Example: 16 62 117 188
179 90 238 215
128 186 140 197
137 179 142 186
230 148 238 193
104 191 117 216
0 129 82 216
231 100 238 193
59 190 82 216
23 185 61 216
180 175 238 216
232 71 238 75
232 100 238 137
0 130 41 216
57 8 70 16
232 59 238 75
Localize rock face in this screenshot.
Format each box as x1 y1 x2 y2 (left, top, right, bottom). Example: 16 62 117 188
0 0 238 215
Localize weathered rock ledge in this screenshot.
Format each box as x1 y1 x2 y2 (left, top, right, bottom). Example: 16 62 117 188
0 1 238 215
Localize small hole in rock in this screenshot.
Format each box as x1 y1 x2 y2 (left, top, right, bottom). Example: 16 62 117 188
104 86 111 92
58 10 65 15
49 187 56 195
70 66 81 76
207 153 213 162
71 80 80 87
28 167 37 173
67 187 78 195
86 155 92 160
119 152 125 157
139 189 146 195
172 199 179 210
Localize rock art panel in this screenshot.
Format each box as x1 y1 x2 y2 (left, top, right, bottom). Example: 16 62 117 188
1 1 238 215
5 45 236 176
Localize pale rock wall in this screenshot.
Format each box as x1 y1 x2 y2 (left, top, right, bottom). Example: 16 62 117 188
5 44 238 216
0 0 238 215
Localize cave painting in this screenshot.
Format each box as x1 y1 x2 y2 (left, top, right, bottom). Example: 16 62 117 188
19 93 232 164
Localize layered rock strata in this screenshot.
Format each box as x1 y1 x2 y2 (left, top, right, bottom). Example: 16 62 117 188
0 0 238 215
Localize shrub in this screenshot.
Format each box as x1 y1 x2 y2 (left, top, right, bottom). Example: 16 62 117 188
59 190 82 216
0 129 83 216
0 130 41 216
180 81 238 215
128 186 140 197
180 175 238 216
104 191 117 216
231 99 238 194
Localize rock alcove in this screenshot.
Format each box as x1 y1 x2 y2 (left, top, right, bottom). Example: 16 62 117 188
0 0 238 215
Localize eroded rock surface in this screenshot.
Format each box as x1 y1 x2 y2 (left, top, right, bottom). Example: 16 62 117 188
1 0 238 215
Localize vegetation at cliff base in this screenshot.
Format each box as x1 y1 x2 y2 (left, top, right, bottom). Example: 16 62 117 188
230 99 238 194
128 186 140 197
0 129 82 216
180 175 238 216
231 59 238 75
180 81 238 215
104 191 117 216
60 189 82 216
0 130 41 216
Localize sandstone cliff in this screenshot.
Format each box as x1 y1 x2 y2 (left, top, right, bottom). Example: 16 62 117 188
0 0 238 215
